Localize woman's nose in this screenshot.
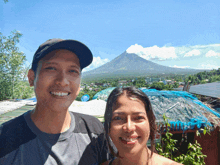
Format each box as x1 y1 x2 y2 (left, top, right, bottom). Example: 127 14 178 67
123 119 135 132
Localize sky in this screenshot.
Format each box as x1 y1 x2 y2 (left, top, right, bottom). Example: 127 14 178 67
1 0 220 72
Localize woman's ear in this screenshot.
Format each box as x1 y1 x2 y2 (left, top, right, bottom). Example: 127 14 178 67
27 69 35 86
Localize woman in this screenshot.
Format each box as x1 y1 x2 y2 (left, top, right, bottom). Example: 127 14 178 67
102 87 181 165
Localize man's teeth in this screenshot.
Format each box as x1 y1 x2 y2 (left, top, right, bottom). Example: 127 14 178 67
121 137 138 142
51 92 69 96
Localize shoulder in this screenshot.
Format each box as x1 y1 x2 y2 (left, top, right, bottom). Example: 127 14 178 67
0 113 36 158
151 153 182 165
70 111 104 135
101 161 110 165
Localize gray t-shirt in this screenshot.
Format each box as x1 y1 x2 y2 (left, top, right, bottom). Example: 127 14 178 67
0 111 109 165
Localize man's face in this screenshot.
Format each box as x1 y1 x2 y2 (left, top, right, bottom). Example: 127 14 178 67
28 49 81 111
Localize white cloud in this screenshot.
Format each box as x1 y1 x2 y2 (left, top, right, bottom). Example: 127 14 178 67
192 43 220 49
184 49 201 57
82 56 110 72
126 44 144 54
170 65 190 69
196 64 220 70
126 44 177 60
205 50 220 57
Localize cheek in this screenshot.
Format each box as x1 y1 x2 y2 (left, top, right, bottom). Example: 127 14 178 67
109 125 120 142
137 122 150 140
72 77 81 85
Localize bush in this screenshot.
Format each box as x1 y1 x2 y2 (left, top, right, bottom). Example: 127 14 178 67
156 114 207 165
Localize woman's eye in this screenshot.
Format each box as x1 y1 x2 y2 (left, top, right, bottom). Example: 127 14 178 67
136 116 145 120
113 116 122 120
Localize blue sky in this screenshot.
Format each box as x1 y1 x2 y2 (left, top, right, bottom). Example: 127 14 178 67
1 0 220 72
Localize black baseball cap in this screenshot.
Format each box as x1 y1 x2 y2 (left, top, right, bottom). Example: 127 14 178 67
31 38 93 72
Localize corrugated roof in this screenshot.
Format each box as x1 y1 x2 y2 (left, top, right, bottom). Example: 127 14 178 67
189 82 220 99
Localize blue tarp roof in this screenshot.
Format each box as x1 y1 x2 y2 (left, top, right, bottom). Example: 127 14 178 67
93 87 220 130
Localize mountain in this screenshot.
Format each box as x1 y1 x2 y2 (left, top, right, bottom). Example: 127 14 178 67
82 52 206 80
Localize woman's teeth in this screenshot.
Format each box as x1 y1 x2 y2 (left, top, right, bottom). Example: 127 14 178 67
121 137 138 142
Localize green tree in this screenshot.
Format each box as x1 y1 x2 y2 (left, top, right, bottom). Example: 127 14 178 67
0 31 31 100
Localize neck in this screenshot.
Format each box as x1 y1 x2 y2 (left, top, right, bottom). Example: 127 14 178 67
31 104 71 134
118 148 150 165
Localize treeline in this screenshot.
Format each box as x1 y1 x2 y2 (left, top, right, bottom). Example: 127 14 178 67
78 77 180 101
0 31 34 101
185 68 220 85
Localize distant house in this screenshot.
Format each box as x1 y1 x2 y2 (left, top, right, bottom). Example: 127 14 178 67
80 86 85 91
103 83 110 87
165 80 173 84
93 88 100 91
118 80 127 86
95 82 104 86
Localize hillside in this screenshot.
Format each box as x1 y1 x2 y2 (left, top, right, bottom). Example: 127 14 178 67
82 52 207 80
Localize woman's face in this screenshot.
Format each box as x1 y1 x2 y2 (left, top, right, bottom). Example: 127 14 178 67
109 94 150 157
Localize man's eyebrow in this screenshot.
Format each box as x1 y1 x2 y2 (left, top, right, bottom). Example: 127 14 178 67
70 65 80 69
43 62 58 65
43 62 80 69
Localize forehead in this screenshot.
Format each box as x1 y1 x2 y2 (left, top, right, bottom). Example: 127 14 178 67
113 94 146 112
41 49 80 63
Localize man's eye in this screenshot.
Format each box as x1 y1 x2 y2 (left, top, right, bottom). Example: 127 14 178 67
70 70 79 73
45 67 56 70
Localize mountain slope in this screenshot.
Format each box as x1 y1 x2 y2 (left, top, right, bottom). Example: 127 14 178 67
82 52 205 79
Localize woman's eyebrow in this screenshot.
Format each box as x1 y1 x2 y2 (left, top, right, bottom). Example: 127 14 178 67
112 112 146 115
112 112 125 115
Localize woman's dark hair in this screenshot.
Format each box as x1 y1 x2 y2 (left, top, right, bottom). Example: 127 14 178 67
104 86 156 158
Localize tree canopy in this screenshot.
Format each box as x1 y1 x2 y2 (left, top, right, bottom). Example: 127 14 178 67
0 31 34 100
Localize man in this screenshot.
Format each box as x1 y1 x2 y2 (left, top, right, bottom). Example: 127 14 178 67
0 39 109 165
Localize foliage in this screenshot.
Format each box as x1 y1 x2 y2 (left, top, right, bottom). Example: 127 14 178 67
13 81 34 99
185 68 220 85
75 89 102 101
156 132 178 160
0 31 34 100
174 141 207 165
156 114 207 165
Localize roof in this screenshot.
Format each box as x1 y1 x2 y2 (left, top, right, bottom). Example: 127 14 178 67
189 82 220 99
92 87 220 129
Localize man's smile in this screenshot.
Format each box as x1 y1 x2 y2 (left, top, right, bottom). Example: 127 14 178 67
50 91 70 96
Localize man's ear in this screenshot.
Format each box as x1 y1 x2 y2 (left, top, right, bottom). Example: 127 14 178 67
27 69 35 86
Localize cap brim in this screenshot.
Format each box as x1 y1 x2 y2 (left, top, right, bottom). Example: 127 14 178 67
46 40 93 69
34 40 93 70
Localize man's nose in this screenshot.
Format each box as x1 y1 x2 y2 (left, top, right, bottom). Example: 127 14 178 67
55 71 69 86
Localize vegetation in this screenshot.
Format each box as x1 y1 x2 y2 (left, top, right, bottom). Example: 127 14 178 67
0 31 34 101
185 69 220 85
75 88 102 101
156 115 207 165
